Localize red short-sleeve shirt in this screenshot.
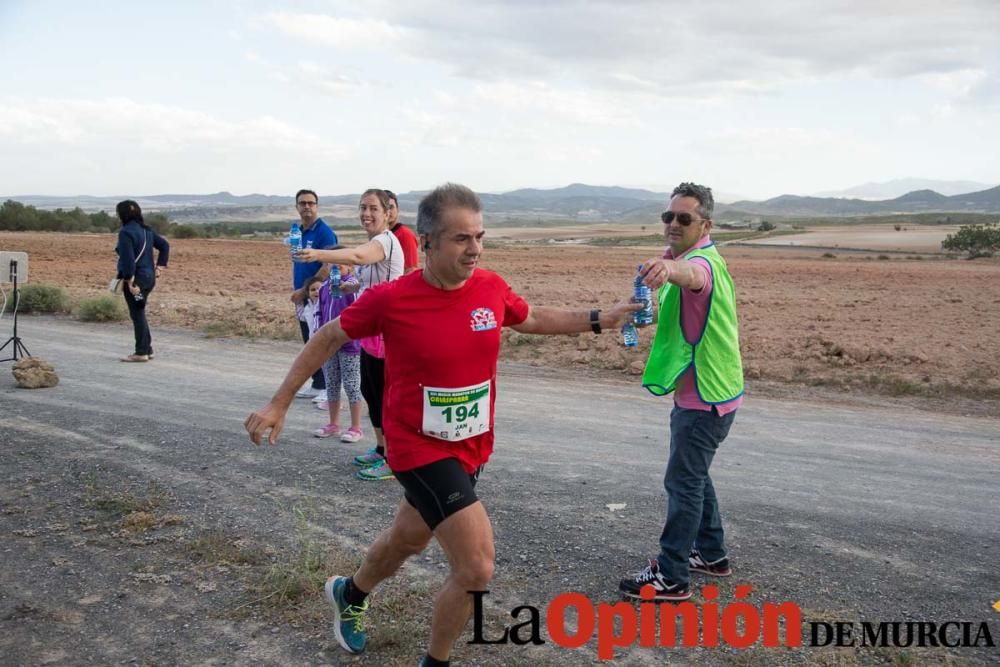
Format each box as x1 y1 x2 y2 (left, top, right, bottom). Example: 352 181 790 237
339 269 530 472
391 223 420 271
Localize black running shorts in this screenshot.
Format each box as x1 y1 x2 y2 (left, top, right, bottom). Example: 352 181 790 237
396 458 483 530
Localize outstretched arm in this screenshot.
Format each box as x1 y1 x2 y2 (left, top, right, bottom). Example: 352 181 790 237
638 258 707 291
511 302 640 335
245 319 353 446
298 239 386 266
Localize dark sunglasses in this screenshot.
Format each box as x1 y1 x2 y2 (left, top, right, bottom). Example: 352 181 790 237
660 211 706 226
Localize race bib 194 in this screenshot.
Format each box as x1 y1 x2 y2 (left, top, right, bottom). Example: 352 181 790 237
422 381 491 442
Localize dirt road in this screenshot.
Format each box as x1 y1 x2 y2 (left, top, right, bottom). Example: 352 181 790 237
2 317 998 665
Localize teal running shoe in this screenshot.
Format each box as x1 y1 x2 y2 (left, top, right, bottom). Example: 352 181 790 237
357 459 394 481
324 576 368 654
353 448 384 467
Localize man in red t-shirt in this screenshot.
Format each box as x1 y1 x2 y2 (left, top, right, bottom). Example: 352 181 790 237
246 183 638 665
385 189 419 274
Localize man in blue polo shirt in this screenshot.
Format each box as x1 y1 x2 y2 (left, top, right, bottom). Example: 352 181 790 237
290 188 338 399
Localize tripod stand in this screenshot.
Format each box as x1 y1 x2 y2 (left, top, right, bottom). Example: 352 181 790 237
1 260 31 362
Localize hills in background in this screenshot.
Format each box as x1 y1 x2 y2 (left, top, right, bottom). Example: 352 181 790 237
723 186 1000 218
813 178 995 200
5 179 1000 223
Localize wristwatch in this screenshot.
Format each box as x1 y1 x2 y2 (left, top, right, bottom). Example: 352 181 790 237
590 309 602 334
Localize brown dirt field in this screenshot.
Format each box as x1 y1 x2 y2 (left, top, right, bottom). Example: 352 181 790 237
4 231 1000 415
742 223 960 253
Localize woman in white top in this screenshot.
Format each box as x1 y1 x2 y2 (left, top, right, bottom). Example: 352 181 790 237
299 189 403 479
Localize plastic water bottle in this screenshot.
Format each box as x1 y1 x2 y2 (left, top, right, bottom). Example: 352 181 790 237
633 266 654 326
329 267 341 298
622 322 638 348
288 223 302 261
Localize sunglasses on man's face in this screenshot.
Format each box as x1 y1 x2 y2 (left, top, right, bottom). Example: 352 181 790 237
660 211 706 226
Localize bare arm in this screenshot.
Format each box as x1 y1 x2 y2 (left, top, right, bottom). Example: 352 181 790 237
512 303 640 335
638 258 707 291
298 239 386 266
245 319 352 445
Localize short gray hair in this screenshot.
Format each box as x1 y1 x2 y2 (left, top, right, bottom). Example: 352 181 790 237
671 182 714 219
416 183 482 241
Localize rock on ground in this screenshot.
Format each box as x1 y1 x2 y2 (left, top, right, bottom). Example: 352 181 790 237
12 357 59 389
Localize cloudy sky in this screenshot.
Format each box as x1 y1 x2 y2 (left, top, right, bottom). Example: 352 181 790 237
1 0 997 200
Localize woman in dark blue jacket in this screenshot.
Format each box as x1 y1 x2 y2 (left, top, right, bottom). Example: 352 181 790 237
115 200 170 362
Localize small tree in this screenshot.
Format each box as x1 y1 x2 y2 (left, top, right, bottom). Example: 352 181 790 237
942 223 1000 258
11 284 68 313
169 223 202 239
145 212 171 235
757 220 776 232
77 295 126 322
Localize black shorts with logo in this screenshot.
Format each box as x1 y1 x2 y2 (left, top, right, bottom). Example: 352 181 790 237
396 458 483 530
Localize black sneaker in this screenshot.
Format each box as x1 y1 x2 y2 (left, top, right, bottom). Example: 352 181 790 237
688 549 732 577
619 559 691 601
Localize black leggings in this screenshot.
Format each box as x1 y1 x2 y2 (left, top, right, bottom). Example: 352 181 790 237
360 350 385 430
123 286 153 356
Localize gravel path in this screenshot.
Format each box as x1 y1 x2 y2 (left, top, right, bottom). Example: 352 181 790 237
2 316 998 665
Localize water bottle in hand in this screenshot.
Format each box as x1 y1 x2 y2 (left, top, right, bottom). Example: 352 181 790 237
632 266 654 327
622 322 638 348
288 223 302 262
292 241 312 262
329 267 341 298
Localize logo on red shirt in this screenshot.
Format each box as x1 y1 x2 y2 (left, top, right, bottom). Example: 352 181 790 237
470 307 497 332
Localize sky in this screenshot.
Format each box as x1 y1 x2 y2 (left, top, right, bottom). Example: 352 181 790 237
0 0 998 200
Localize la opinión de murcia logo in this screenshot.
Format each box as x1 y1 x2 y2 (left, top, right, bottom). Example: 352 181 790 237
468 586 997 661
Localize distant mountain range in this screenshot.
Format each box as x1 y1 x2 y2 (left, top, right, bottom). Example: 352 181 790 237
723 186 1000 217
6 181 1000 221
814 178 995 200
8 192 295 210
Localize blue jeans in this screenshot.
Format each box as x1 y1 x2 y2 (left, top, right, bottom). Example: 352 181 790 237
656 406 736 586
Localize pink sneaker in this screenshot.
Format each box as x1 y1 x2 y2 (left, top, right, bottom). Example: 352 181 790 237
313 423 341 439
340 427 363 443
315 400 330 411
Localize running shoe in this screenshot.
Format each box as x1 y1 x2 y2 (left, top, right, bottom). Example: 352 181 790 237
340 427 363 443
618 559 691 601
352 449 384 467
356 460 394 481
313 424 341 439
324 576 368 654
689 549 732 577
